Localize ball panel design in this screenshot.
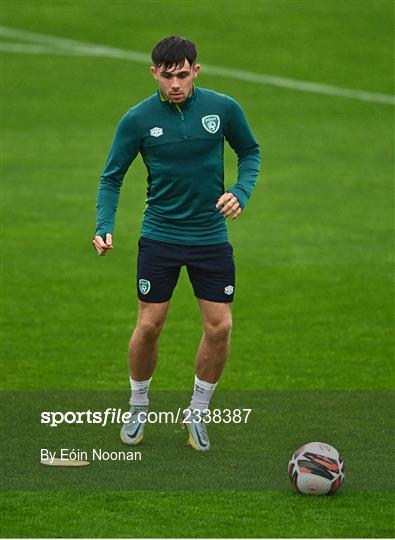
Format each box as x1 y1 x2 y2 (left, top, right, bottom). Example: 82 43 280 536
328 475 344 495
296 473 331 495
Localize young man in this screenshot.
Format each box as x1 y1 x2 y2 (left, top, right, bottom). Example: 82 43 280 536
93 36 260 451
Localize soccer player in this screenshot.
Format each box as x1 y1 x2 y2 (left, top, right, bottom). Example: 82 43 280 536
93 36 260 451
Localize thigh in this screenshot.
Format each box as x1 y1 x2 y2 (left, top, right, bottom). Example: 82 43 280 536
198 298 232 328
137 237 181 303
186 242 235 303
136 299 170 327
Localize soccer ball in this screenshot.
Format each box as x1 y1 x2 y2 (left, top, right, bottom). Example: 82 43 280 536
288 441 345 495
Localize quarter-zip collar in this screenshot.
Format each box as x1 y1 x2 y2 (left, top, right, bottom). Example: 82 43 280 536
158 84 197 111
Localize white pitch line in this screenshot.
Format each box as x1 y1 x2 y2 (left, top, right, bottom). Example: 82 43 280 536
202 65 395 105
0 42 137 58
1 25 394 106
1 42 92 56
0 26 151 62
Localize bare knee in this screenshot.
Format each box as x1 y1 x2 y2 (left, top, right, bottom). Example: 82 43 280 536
204 317 232 342
135 318 164 342
133 301 169 343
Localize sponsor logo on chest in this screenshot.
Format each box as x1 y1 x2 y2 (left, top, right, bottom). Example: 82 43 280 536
150 127 163 137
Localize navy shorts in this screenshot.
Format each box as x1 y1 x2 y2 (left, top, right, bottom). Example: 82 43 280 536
137 236 235 303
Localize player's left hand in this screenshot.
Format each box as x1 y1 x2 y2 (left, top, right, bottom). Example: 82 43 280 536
216 192 242 220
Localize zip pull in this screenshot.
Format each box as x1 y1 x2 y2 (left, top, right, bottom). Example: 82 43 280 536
175 104 184 120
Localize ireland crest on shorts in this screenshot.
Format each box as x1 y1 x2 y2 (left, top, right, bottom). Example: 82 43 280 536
202 115 220 134
139 279 151 295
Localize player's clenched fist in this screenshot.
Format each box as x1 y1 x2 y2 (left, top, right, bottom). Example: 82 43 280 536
216 192 242 220
92 233 113 256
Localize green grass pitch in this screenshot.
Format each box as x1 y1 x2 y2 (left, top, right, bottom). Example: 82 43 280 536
1 0 394 537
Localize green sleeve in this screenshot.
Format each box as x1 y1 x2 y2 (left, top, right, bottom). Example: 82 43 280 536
224 97 261 208
95 110 141 238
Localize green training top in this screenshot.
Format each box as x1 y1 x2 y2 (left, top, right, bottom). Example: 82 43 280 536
95 86 260 245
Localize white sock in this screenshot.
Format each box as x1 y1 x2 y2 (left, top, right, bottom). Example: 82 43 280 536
130 377 152 406
189 375 218 411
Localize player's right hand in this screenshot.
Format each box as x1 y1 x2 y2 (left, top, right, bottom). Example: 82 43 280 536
92 233 113 256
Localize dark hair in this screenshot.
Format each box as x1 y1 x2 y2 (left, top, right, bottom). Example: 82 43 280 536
151 35 197 70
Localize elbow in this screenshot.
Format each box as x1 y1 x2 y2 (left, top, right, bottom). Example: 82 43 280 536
238 143 260 160
99 173 123 192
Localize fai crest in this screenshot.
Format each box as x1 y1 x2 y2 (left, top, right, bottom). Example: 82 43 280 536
202 115 220 134
139 279 151 295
